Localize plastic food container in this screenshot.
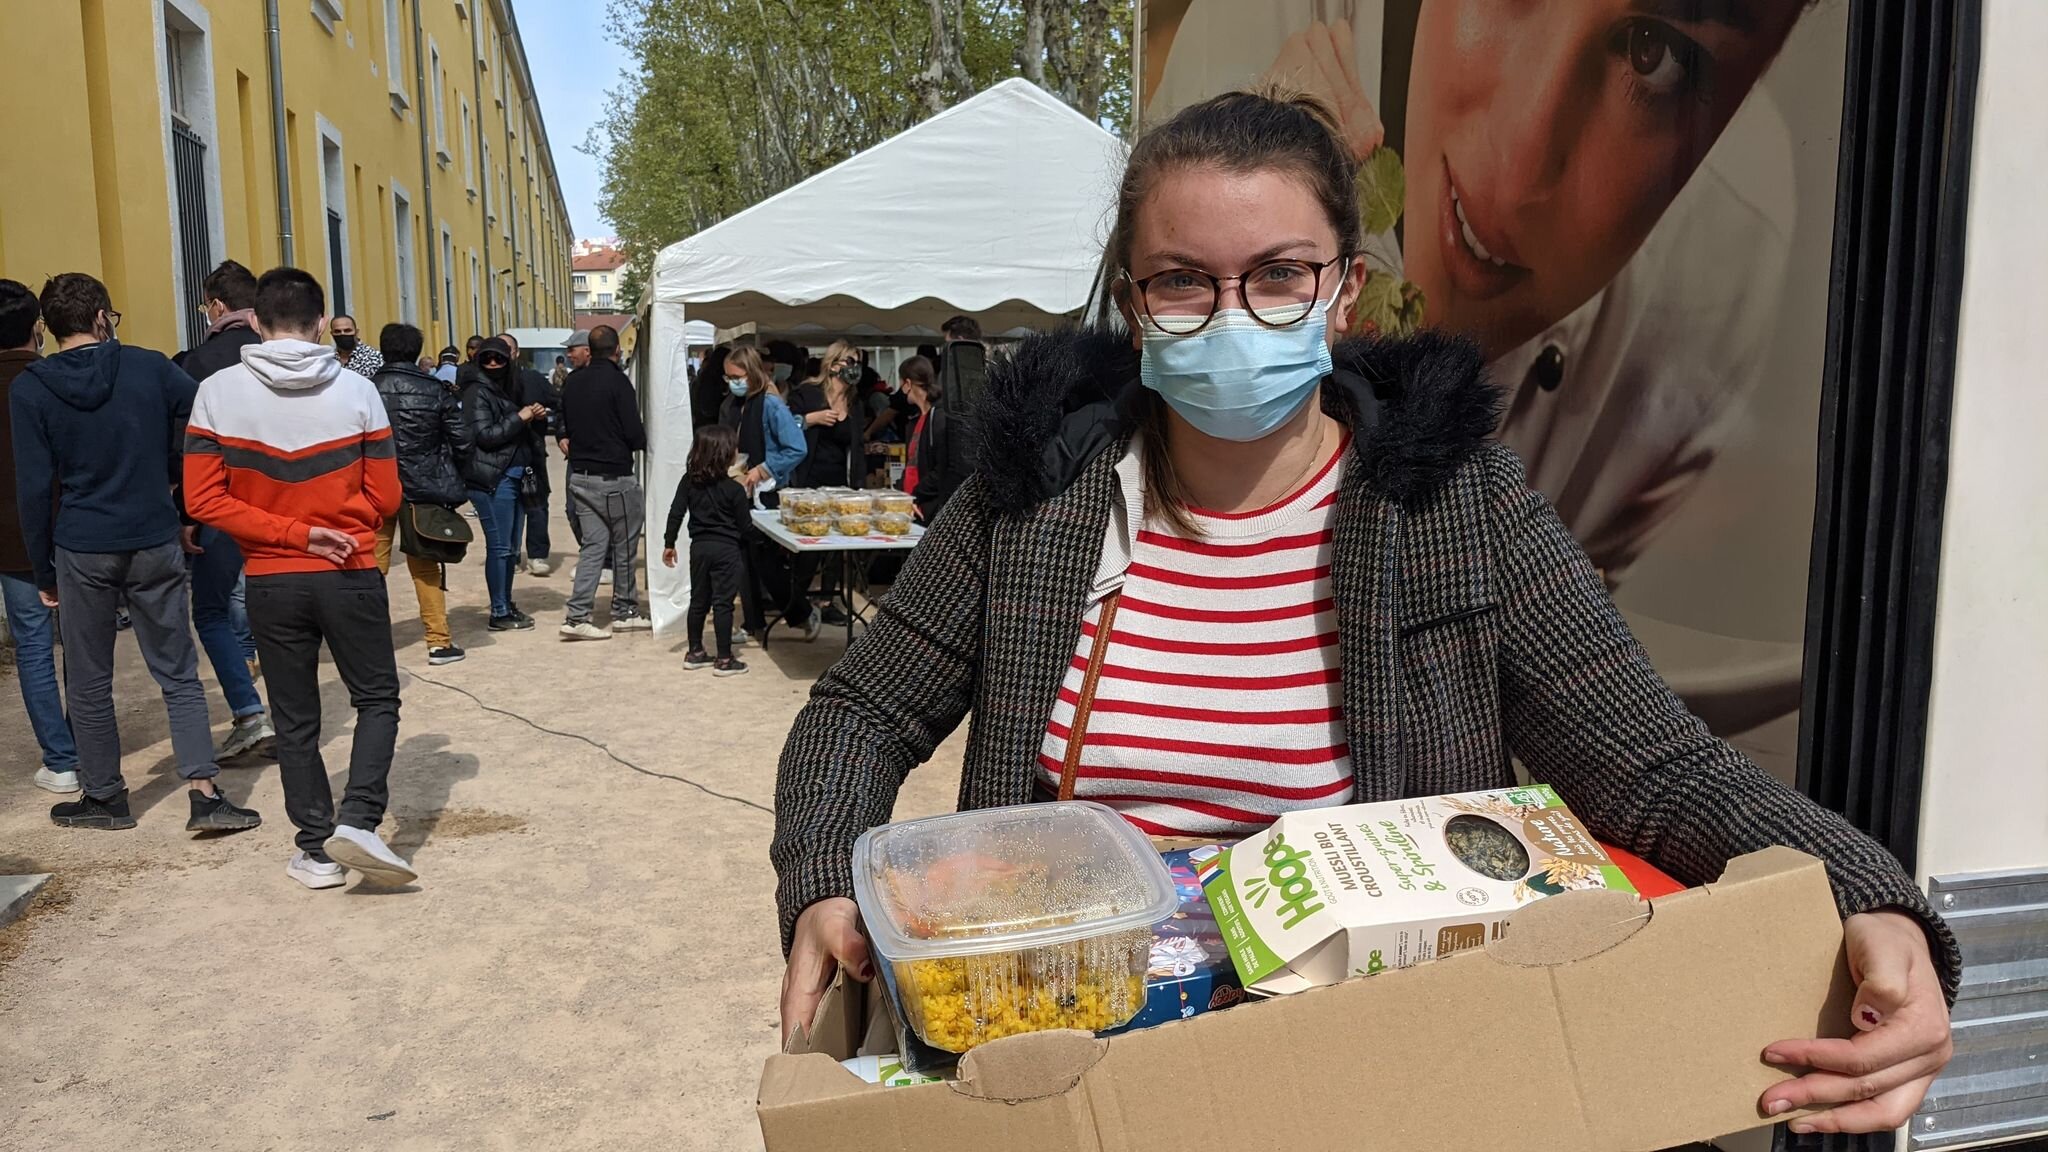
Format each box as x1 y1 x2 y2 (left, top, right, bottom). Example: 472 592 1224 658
835 514 874 536
777 490 809 525
874 491 916 516
831 492 876 516
852 801 1179 1054
872 511 914 536
786 491 831 517
789 516 834 536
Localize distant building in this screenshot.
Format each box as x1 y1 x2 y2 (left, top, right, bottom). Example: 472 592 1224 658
0 0 575 354
573 246 627 312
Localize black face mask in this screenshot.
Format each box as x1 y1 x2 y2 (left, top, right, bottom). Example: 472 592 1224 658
335 334 358 353
481 359 510 382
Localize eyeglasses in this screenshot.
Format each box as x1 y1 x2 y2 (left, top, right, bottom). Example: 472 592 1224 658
104 310 122 331
1123 256 1348 336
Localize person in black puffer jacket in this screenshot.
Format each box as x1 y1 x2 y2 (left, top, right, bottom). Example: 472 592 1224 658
460 336 546 630
371 323 475 664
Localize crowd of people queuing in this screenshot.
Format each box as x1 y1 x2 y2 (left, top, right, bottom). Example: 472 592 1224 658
0 255 654 890
668 316 984 665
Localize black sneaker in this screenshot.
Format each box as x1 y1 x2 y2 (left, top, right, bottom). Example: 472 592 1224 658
682 648 713 670
713 656 750 678
427 644 467 666
51 791 137 830
819 605 851 627
114 610 132 632
488 614 534 632
187 786 262 833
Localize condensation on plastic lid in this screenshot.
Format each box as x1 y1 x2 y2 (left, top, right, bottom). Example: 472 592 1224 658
851 801 1179 963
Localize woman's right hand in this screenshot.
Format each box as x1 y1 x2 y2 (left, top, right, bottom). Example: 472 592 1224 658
518 403 547 423
779 897 872 1043
807 408 843 428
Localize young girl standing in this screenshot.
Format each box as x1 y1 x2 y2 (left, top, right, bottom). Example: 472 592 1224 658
663 424 750 676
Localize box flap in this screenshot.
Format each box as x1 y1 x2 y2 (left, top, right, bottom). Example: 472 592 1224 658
1486 886 1649 967
953 1030 1106 1102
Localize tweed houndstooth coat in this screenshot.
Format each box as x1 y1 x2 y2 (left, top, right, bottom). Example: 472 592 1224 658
770 328 1957 989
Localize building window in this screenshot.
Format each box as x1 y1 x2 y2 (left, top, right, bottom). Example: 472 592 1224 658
469 250 481 337
482 140 494 222
572 274 587 290
162 0 223 351
310 0 343 33
392 185 417 324
383 0 408 111
440 223 454 339
429 39 449 164
596 293 614 310
460 95 475 194
317 117 350 316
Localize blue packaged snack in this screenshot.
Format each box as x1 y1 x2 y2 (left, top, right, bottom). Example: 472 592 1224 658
1103 843 1245 1034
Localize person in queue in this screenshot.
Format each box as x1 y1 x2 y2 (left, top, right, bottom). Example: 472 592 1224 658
460 337 547 631
783 341 861 633
723 345 806 642
896 355 973 524
770 90 1954 1136
370 322 476 665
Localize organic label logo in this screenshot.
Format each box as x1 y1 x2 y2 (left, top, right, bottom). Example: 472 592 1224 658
1240 831 1326 930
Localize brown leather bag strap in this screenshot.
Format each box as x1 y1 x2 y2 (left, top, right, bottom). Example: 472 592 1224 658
1058 590 1122 802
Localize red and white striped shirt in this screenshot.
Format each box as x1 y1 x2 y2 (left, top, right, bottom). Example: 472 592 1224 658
1038 436 1352 838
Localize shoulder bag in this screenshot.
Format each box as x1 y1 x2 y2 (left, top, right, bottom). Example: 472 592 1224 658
397 500 474 563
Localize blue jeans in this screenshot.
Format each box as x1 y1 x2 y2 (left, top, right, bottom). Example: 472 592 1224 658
189 527 265 719
2 571 79 772
469 468 523 617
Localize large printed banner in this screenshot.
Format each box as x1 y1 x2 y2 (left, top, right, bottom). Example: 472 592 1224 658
1140 0 1849 779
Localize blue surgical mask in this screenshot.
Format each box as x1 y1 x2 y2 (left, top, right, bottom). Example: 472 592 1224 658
1138 295 1336 442
728 377 748 397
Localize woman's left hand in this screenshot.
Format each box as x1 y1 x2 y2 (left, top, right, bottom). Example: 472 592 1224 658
1759 910 1953 1134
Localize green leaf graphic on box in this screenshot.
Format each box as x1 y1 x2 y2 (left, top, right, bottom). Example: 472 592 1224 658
1357 146 1406 236
1204 846 1287 982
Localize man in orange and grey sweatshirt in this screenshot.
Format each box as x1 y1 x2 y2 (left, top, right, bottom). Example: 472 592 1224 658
184 266 417 893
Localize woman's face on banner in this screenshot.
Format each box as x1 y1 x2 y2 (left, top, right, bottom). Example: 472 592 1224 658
1404 0 1800 357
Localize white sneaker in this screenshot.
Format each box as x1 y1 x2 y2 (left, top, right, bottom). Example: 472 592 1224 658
527 558 552 577
731 629 752 648
599 568 613 586
34 767 81 794
559 619 613 641
800 615 822 642
216 714 276 760
286 850 346 890
323 825 418 886
611 614 652 632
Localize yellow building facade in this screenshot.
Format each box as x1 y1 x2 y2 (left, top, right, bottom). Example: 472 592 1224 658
0 0 572 357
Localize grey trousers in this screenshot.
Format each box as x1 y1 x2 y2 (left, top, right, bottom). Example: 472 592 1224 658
566 472 643 621
55 542 217 800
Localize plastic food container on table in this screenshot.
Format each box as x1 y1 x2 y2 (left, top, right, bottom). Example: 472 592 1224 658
830 491 876 516
788 516 834 537
872 511 914 536
777 490 811 525
851 801 1179 1056
785 490 830 518
835 513 874 536
873 491 916 516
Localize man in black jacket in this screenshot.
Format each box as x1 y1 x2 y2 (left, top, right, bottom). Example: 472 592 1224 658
170 260 276 762
372 323 476 665
557 325 648 639
497 331 557 577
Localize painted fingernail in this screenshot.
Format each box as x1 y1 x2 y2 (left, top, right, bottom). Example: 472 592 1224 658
858 962 874 980
1858 1006 1883 1028
1766 1100 1792 1116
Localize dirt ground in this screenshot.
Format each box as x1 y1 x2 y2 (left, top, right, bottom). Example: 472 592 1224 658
0 468 965 1152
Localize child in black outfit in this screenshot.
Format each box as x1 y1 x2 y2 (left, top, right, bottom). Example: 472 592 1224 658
663 424 751 676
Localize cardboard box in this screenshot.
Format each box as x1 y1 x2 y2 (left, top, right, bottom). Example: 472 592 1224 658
1206 785 1638 995
759 847 1852 1152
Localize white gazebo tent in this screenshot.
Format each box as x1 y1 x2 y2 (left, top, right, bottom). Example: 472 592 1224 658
638 78 1126 629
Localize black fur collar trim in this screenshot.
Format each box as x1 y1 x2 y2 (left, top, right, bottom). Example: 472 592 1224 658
977 327 1501 513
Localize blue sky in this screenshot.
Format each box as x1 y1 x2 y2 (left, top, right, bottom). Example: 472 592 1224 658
516 0 631 239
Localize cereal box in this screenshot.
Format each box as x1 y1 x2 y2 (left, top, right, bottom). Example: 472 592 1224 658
1203 785 1640 995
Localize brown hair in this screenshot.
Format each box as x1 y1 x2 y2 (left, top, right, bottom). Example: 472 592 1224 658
726 345 773 398
687 423 740 487
899 354 937 402
1108 88 1359 535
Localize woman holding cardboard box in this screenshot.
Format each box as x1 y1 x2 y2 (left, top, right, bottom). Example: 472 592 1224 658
772 90 1955 1135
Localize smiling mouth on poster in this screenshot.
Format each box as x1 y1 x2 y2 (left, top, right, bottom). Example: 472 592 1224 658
1138 0 1844 780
